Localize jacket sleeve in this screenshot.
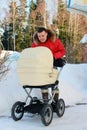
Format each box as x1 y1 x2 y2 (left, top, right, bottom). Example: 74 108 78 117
53 39 66 59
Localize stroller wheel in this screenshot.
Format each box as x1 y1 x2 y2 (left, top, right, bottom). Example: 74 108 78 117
56 99 65 117
11 101 24 121
40 104 53 126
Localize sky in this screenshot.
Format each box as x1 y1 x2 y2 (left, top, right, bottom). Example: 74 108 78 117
0 0 58 24
0 0 10 20
0 0 86 24
0 0 19 21
0 50 87 129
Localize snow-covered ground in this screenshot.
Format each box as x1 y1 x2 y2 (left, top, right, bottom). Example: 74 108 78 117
0 51 87 129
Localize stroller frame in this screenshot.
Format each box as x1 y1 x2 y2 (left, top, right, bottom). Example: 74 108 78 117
23 80 59 104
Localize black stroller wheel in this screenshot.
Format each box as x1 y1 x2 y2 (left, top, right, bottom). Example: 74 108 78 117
11 101 24 121
40 104 53 126
56 99 65 117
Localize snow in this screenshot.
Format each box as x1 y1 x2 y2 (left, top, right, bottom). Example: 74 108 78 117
79 33 87 44
0 51 87 129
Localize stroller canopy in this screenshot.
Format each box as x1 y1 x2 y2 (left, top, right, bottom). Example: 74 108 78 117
17 47 58 86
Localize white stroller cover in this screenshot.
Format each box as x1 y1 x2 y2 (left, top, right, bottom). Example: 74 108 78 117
17 47 58 86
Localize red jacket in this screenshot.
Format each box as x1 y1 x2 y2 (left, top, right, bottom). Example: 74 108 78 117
31 38 65 60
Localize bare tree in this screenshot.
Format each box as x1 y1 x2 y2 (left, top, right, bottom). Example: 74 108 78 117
0 51 10 80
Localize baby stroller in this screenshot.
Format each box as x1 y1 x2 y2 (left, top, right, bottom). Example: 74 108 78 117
11 47 65 126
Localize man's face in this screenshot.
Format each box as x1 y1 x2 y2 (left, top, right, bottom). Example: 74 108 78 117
37 31 48 43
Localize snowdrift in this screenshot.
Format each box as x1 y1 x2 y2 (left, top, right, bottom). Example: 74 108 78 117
59 64 87 105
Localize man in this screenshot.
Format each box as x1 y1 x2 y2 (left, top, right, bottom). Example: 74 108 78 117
31 27 66 67
31 27 66 102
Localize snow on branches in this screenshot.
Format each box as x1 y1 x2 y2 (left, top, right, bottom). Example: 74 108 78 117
0 51 10 80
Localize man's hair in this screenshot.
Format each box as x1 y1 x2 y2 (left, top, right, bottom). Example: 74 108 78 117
36 27 48 33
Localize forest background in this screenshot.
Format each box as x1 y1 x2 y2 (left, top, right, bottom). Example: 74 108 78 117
0 0 87 63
